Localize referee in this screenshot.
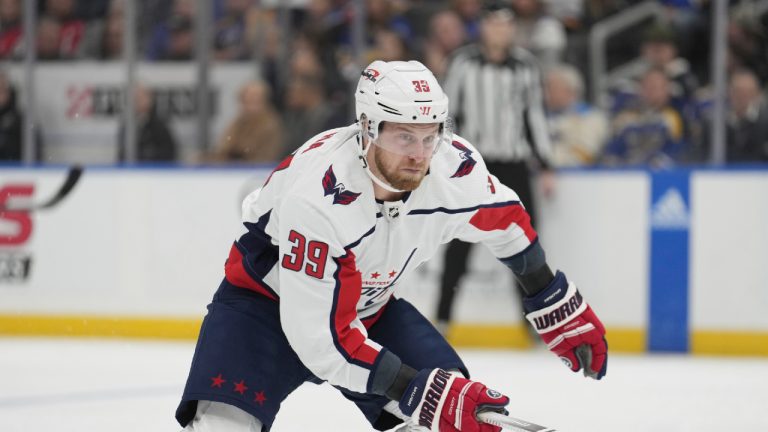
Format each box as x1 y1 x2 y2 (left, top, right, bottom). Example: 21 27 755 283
437 1 555 336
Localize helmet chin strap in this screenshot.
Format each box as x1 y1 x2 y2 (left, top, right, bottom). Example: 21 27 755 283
357 132 406 194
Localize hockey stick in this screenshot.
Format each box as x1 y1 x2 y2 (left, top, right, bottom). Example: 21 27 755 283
0 165 83 212
477 411 557 432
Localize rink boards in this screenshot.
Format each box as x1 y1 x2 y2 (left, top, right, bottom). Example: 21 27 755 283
0 165 766 356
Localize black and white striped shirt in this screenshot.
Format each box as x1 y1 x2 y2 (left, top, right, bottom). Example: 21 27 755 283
443 45 552 165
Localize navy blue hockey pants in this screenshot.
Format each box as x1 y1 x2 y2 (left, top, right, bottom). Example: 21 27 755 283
176 279 467 431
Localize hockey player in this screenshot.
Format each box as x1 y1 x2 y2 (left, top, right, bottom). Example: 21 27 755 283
176 60 608 431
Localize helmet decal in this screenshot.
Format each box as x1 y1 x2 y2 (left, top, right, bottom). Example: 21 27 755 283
362 69 380 82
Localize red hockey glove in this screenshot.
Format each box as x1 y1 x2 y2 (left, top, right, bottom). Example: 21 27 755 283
523 271 608 379
398 368 509 432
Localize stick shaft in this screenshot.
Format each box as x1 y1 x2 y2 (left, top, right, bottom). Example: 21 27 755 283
477 412 556 432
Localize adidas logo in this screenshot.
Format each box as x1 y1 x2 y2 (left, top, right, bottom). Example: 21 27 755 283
650 188 689 230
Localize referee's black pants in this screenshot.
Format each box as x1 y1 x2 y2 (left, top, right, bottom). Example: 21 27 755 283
436 160 537 323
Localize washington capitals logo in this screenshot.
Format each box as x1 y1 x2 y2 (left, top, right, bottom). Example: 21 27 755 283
450 141 476 178
322 165 361 205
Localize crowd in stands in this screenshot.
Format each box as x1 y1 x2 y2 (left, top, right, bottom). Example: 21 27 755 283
0 0 766 165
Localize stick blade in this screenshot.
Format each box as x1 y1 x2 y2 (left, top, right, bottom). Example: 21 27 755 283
0 165 83 212
477 412 556 432
37 165 83 209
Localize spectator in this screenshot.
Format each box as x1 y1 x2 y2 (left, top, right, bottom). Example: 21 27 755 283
285 42 325 93
42 0 87 58
727 9 768 84
452 0 482 41
580 0 626 25
97 8 124 59
281 74 346 156
367 28 410 63
510 0 567 68
602 67 686 167
0 0 22 59
80 0 124 60
300 0 348 49
422 8 467 81
266 40 349 115
608 24 699 112
0 71 43 161
145 0 194 61
213 0 255 61
136 0 174 54
545 0 585 32
658 0 702 61
365 0 413 46
640 24 698 102
76 0 111 20
545 64 608 166
208 81 283 163
547 0 624 82
300 32 351 114
0 70 21 160
723 69 768 162
36 17 65 60
118 84 178 162
161 14 194 61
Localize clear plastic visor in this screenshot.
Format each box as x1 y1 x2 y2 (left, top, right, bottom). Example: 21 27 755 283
371 118 454 157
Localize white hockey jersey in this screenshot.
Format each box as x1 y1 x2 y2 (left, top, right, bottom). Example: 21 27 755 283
224 124 537 394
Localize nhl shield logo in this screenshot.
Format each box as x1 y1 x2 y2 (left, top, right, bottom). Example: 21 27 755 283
388 206 400 218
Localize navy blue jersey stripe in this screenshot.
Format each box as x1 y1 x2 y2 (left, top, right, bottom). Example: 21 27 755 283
408 200 521 215
242 209 272 241
345 225 377 250
329 252 377 370
326 226 381 370
385 248 416 288
236 210 279 298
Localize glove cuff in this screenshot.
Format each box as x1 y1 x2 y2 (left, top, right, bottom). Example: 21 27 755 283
523 271 587 334
398 368 457 431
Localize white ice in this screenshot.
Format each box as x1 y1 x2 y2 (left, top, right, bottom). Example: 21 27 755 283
1 338 766 432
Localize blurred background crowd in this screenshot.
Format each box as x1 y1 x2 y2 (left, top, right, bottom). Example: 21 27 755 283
0 0 767 166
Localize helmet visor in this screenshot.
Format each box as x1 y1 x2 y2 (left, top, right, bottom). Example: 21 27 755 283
372 118 454 157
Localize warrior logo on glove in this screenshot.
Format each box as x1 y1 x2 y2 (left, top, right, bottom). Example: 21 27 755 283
529 290 584 331
400 368 510 432
523 271 608 380
418 368 451 428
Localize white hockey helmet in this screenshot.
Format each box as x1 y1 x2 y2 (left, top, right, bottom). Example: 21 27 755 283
355 60 450 146
354 61 452 192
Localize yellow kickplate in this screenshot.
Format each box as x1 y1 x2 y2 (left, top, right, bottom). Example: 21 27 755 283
692 330 768 356
0 315 202 340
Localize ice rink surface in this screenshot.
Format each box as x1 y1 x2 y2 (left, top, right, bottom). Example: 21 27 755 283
1 338 766 432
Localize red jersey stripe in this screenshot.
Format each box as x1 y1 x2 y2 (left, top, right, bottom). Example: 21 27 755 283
333 252 380 365
469 204 537 241
224 244 278 300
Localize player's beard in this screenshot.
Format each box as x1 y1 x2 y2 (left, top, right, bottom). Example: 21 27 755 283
371 145 428 191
